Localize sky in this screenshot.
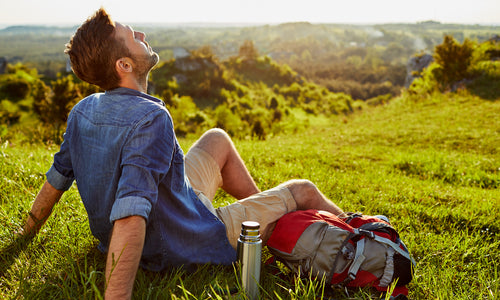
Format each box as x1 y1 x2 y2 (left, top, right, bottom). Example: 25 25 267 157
1 0 499 26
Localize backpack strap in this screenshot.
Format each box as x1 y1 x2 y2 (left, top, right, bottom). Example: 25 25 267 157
353 227 415 266
370 235 416 266
327 231 356 284
346 238 366 281
379 247 395 287
327 228 416 286
356 223 416 266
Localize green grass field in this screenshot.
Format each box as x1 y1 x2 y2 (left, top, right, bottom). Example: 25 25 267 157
1 92 499 299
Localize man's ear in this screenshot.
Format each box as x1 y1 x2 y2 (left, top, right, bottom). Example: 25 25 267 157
116 58 133 74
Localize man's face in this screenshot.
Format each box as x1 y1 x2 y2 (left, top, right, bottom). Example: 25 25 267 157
115 22 159 77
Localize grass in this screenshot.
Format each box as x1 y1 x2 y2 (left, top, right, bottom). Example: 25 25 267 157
1 91 499 299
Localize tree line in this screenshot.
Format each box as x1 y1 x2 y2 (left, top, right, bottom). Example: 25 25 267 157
0 35 499 144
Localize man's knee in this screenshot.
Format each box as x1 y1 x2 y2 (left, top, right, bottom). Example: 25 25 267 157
194 128 231 150
280 179 314 189
281 179 319 208
200 128 232 146
204 128 229 138
191 128 235 170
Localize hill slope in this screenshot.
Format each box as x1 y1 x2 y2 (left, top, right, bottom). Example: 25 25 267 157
1 91 498 299
229 92 499 298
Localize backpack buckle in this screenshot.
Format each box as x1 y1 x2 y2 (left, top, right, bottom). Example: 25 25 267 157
358 229 375 239
348 271 357 281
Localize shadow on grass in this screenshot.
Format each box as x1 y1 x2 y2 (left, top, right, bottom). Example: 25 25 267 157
0 235 33 277
47 247 106 298
468 76 500 101
1 239 238 299
2 241 400 299
411 210 499 241
0 237 106 299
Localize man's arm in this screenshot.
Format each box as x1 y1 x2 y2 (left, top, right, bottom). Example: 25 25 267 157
105 215 146 300
21 181 64 237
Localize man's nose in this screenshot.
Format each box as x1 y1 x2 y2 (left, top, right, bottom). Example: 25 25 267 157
136 31 146 42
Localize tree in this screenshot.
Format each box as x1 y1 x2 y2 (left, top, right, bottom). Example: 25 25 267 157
238 40 258 61
191 45 216 60
252 120 265 140
0 76 30 102
32 75 80 141
50 75 79 137
432 35 474 88
32 79 51 122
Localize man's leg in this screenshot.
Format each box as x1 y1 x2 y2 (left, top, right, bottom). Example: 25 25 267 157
281 179 343 216
189 128 260 199
188 128 341 214
216 179 344 248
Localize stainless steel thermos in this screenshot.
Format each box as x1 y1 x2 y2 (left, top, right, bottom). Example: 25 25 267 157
237 221 262 300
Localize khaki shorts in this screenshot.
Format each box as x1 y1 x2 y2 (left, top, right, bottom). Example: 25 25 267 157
185 147 297 249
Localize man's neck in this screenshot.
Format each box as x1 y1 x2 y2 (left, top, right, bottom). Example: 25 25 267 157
119 77 148 93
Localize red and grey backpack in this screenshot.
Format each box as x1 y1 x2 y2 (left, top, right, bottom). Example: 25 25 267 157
266 209 415 298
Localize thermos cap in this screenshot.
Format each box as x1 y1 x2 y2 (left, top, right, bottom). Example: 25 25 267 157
241 221 260 238
242 221 260 229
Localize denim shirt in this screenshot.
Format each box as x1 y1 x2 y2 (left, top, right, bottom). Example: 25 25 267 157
46 87 236 271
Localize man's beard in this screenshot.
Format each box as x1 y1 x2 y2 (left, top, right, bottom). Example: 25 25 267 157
132 51 160 85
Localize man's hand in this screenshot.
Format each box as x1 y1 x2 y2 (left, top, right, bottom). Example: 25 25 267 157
105 215 146 300
21 181 64 237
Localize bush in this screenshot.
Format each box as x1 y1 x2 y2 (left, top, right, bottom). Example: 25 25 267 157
366 93 393 106
405 62 442 98
405 36 500 101
0 100 22 125
468 60 500 100
467 41 500 99
166 95 209 137
213 104 244 137
0 76 30 102
432 35 474 89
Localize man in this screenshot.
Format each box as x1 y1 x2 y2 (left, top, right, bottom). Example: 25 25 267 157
20 8 344 299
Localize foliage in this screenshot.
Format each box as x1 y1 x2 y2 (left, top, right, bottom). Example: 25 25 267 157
0 61 101 143
0 100 22 126
225 55 299 87
405 62 441 97
0 49 353 143
282 47 407 100
29 74 96 142
467 39 500 100
150 43 355 139
0 64 39 101
432 35 474 89
2 22 498 101
238 40 259 60
1 26 499 143
165 94 211 138
0 64 41 131
406 35 500 100
0 76 30 101
468 60 500 100
152 50 231 107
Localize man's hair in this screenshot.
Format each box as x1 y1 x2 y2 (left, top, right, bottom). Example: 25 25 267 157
65 8 130 90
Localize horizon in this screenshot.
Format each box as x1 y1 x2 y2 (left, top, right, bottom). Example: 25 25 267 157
1 20 499 31
1 0 500 28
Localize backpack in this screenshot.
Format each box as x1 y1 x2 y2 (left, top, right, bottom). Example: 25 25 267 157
266 209 415 298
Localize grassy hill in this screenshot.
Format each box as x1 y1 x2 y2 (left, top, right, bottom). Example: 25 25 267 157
1 89 498 298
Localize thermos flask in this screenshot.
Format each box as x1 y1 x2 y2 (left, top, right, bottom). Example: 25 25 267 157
237 221 262 300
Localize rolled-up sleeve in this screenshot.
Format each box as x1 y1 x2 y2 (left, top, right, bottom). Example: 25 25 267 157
46 164 75 191
110 196 152 222
47 116 75 191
